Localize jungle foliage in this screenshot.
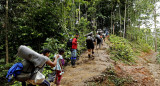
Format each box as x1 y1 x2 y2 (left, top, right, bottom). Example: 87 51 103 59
0 0 159 85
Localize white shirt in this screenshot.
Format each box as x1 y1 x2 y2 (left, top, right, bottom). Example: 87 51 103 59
53 54 63 71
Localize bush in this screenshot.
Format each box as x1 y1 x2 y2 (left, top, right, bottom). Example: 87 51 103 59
109 35 135 63
137 39 151 53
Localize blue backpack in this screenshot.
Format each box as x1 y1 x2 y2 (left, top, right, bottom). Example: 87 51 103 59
6 60 37 82
6 63 23 82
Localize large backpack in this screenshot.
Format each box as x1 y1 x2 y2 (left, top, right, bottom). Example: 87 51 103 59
15 60 36 82
6 45 46 82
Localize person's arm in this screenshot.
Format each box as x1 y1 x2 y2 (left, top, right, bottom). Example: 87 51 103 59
46 55 59 68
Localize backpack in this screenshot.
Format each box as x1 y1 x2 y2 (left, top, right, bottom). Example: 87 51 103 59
86 36 92 41
6 62 23 82
67 39 73 48
15 60 36 82
6 45 46 82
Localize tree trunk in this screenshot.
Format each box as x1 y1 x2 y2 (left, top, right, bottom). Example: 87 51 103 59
5 0 9 64
119 4 122 37
79 0 80 21
111 12 112 34
113 24 114 35
154 0 157 52
123 0 127 38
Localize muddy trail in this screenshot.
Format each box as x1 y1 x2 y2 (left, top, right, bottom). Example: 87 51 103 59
51 41 160 86
59 42 113 86
114 51 159 86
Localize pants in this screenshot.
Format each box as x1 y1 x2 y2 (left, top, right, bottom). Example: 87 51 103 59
55 70 62 85
71 58 76 66
71 49 77 66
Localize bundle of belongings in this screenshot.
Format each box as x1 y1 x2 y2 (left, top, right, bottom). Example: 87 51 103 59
6 45 48 85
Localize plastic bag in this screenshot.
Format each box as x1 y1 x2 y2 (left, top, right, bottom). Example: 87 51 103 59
26 71 45 85
35 71 45 84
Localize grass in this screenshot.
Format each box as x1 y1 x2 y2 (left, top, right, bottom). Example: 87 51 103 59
86 68 133 86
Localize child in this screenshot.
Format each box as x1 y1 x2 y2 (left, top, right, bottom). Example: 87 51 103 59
54 49 65 86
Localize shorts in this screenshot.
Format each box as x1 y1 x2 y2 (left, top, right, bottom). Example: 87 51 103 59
87 43 94 49
86 40 94 49
71 49 77 57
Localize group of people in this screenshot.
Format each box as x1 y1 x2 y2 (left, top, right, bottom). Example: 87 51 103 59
85 29 109 59
20 33 80 86
8 31 109 86
20 48 65 86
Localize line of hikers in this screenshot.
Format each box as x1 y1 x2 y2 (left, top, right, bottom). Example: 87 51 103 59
85 29 109 60
6 29 109 86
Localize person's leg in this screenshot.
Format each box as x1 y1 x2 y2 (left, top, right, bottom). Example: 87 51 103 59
73 49 77 67
101 38 103 46
71 57 74 66
57 74 62 86
71 49 76 67
99 43 101 49
92 49 94 56
55 70 62 86
71 49 74 66
88 49 91 58
72 59 76 67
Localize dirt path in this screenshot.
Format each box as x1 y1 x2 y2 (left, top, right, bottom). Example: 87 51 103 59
57 42 114 86
145 52 160 85
114 51 159 86
50 41 160 86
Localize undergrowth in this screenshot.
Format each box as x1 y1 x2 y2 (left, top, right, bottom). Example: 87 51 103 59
86 67 133 86
108 35 151 64
108 35 135 64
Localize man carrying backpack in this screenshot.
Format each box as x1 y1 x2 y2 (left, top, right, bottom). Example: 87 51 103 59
19 48 59 86
71 33 79 68
86 35 95 59
96 33 102 49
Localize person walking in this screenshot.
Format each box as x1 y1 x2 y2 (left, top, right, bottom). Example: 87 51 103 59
86 35 95 59
22 49 59 86
71 34 79 68
96 33 102 49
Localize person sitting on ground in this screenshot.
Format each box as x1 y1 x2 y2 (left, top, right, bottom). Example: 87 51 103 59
54 49 65 86
23 49 59 86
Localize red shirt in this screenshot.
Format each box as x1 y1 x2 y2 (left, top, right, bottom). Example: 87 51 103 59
72 38 77 49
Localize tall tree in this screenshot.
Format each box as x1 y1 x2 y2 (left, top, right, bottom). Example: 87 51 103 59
123 0 127 38
5 0 9 64
119 4 122 36
154 0 157 52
